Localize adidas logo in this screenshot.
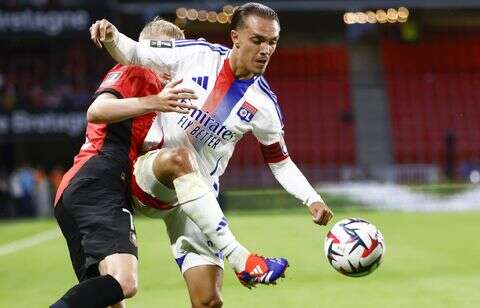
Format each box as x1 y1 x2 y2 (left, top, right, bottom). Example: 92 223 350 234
250 265 265 275
192 76 209 90
215 217 228 231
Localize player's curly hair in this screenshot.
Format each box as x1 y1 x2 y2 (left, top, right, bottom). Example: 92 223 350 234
139 17 185 40
229 2 280 31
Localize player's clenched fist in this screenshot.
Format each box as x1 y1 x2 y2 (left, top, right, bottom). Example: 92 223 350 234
90 19 117 48
308 201 333 226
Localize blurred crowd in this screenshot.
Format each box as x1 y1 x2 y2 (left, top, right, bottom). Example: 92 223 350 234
0 165 64 218
0 41 110 112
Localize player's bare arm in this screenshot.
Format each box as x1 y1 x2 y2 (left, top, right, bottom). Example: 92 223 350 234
87 79 197 124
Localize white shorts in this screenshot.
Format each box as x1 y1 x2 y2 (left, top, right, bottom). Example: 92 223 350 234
133 149 224 273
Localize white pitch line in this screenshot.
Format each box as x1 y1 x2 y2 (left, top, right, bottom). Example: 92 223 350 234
0 228 60 257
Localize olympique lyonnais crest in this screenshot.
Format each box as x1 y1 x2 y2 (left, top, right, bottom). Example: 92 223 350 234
237 101 257 122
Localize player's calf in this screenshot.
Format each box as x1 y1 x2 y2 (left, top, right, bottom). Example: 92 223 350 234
184 265 224 308
49 275 125 308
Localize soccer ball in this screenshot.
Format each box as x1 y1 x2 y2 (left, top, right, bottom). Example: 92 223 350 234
324 218 385 277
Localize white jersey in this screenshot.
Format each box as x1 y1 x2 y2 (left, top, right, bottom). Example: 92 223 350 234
140 39 288 193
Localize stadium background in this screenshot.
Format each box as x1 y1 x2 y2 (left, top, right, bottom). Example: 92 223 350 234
0 0 479 307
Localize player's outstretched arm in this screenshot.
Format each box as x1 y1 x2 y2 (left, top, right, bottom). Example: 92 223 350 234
90 18 186 71
87 79 197 124
90 19 137 65
268 157 333 226
253 118 333 225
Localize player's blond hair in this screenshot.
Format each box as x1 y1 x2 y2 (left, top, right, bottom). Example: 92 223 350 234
139 17 185 40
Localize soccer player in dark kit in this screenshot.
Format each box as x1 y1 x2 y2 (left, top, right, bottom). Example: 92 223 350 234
50 20 195 308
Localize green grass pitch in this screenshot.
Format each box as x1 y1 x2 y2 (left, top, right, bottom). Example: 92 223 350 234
0 209 479 307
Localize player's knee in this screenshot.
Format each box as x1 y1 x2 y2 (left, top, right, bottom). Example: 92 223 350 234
170 147 193 173
157 147 193 177
99 254 138 298
192 294 223 308
116 273 138 298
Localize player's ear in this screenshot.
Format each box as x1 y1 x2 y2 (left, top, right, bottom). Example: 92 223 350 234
231 30 240 48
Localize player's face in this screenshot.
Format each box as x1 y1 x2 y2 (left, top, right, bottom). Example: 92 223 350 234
232 15 280 76
140 33 174 85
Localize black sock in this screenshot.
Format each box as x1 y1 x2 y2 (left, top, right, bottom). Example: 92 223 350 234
50 274 124 308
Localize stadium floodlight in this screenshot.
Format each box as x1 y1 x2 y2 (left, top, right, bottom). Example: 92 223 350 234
176 7 187 19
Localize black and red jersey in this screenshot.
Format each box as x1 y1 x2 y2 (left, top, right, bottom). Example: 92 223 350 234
54 64 162 206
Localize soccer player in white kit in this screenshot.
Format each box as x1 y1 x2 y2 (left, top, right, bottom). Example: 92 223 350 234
91 1 333 304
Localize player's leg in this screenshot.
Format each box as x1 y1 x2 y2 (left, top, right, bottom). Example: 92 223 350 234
51 178 138 308
98 253 139 308
135 148 289 287
96 206 139 308
135 148 249 272
161 206 224 307
184 265 223 308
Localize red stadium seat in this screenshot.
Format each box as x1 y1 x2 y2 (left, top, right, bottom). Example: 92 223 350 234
383 35 480 167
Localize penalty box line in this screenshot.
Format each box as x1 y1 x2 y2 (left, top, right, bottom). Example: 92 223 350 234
0 228 60 257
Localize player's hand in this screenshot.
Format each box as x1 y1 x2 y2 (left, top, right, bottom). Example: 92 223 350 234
145 79 198 114
90 19 117 48
308 201 333 226
158 72 172 86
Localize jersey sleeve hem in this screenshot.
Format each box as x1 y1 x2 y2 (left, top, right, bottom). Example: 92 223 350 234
93 88 124 101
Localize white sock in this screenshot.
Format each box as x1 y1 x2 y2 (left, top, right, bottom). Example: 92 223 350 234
173 172 249 272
